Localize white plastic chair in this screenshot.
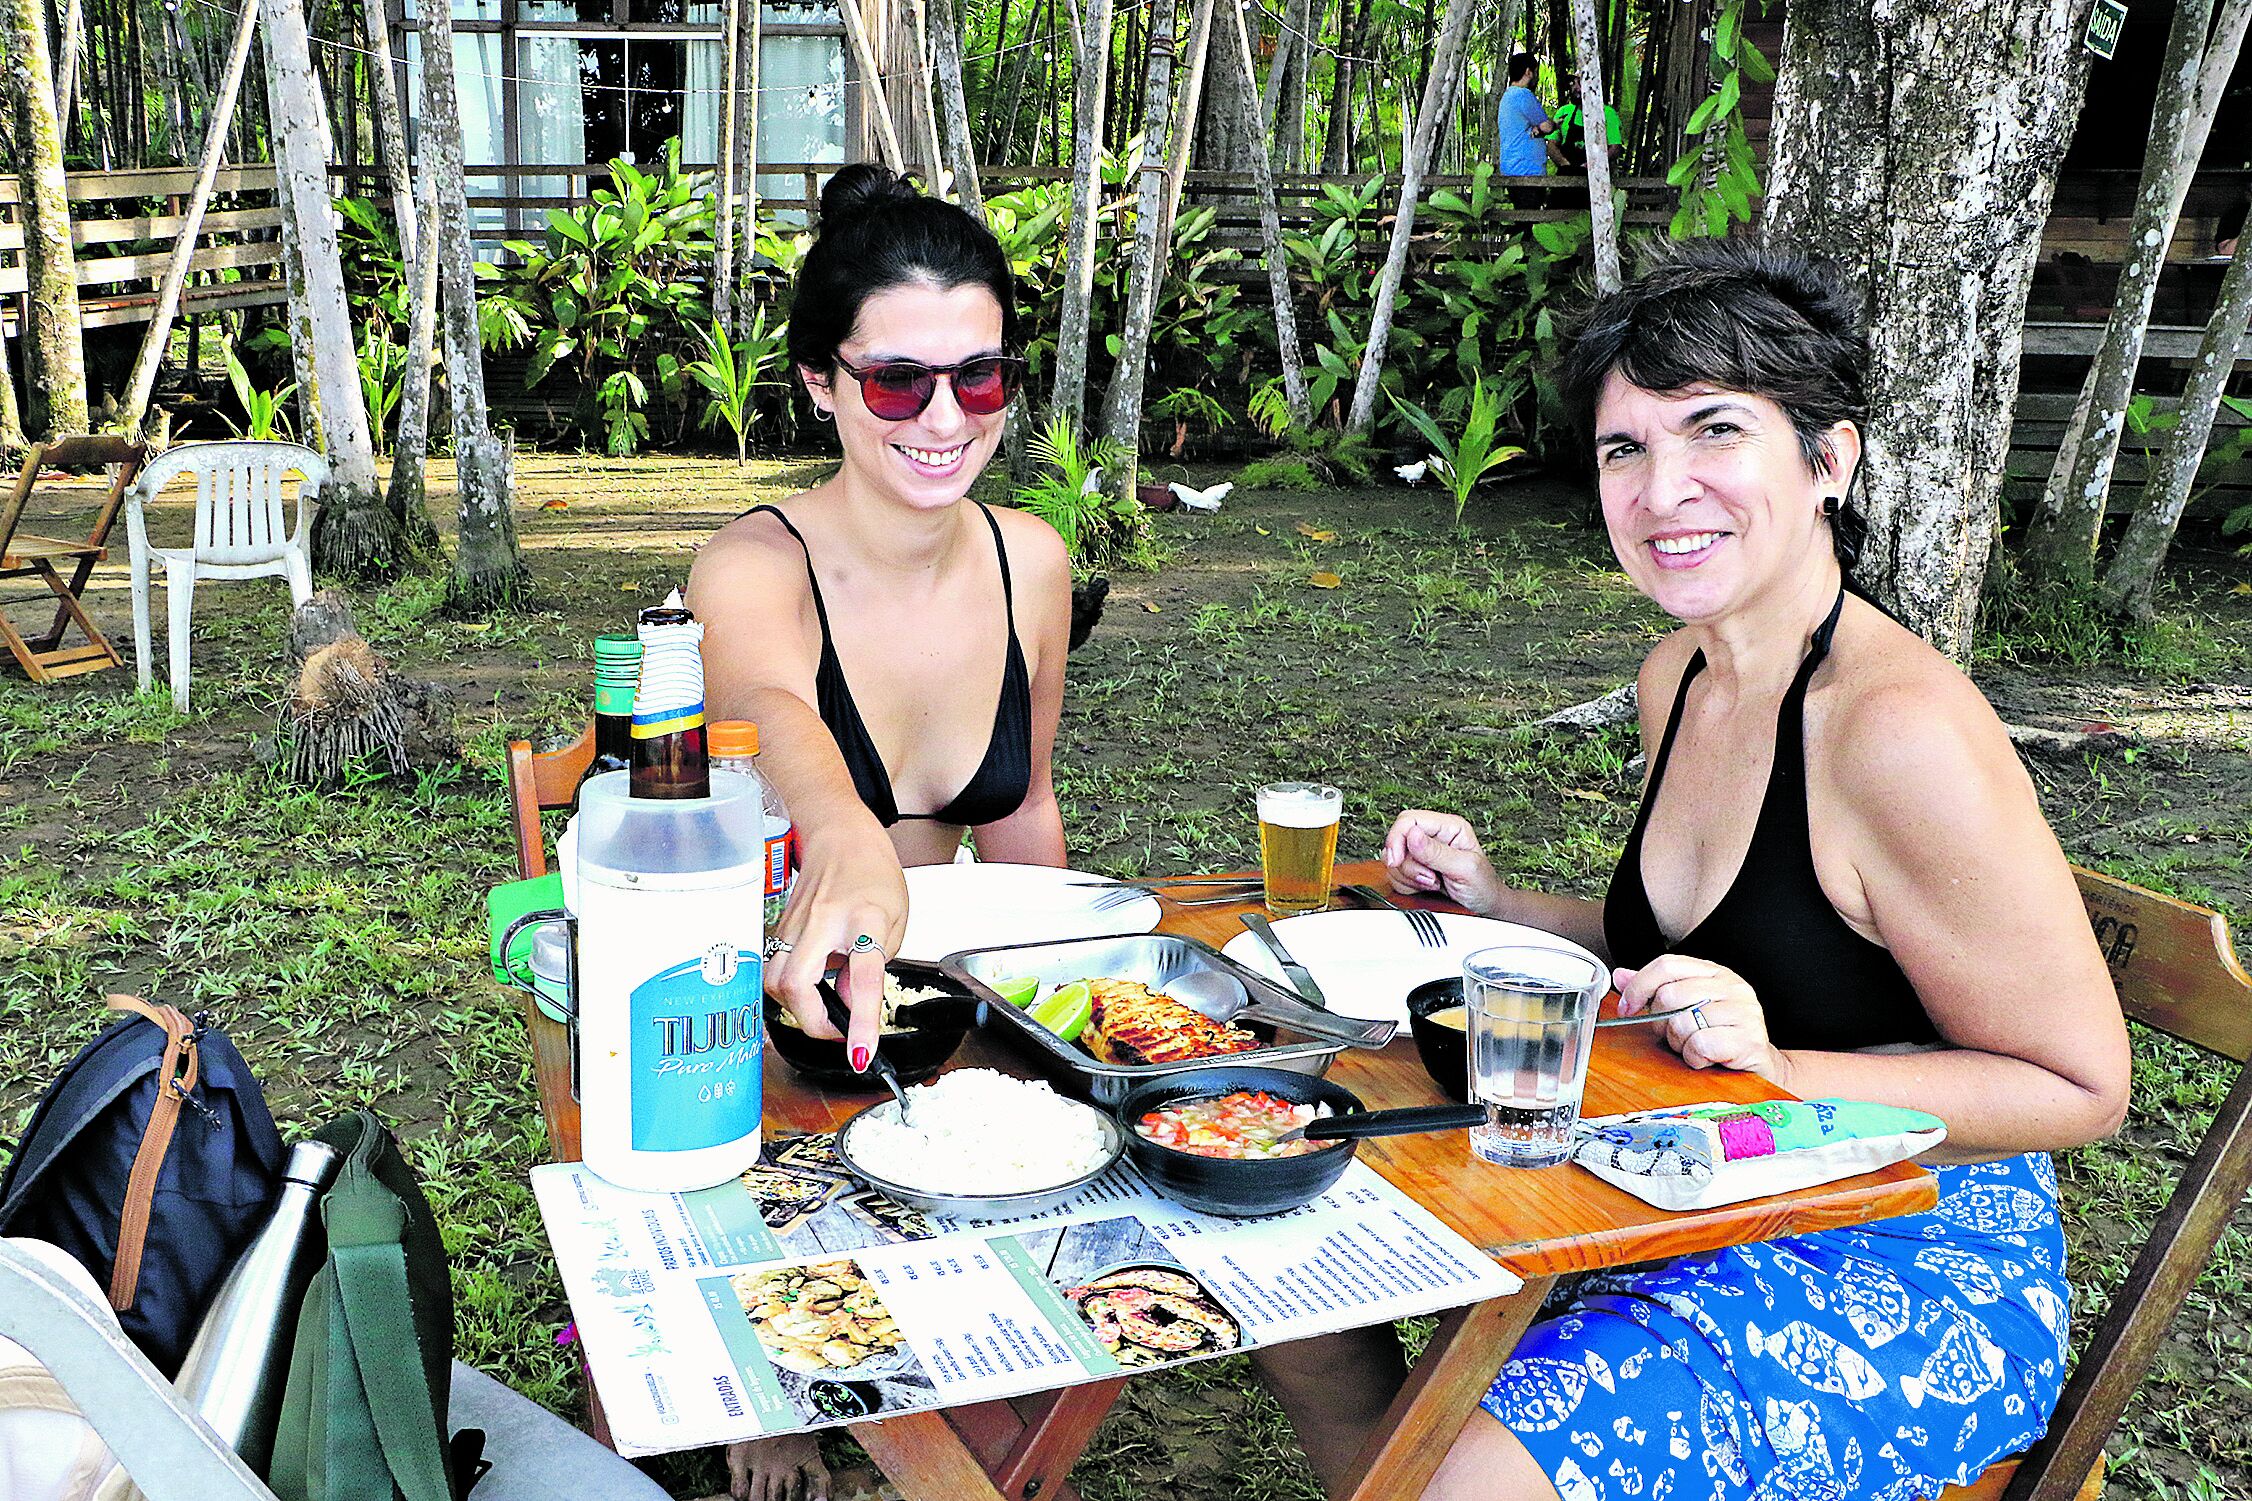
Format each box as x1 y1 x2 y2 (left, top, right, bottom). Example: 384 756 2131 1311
0 1239 671 1501
126 441 324 713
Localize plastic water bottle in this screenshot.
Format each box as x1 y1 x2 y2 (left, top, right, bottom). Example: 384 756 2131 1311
570 597 765 1192
709 720 796 932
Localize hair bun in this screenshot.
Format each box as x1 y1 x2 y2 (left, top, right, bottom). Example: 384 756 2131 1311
820 163 922 227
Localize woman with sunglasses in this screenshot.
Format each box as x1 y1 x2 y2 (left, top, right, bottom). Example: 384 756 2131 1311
689 162 1071 1466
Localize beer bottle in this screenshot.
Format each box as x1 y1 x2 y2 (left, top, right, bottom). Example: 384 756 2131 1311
575 632 642 804
630 596 710 800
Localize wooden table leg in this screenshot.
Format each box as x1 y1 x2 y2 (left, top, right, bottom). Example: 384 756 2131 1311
993 1379 1129 1500
853 1409 1016 1500
1334 1278 1557 1501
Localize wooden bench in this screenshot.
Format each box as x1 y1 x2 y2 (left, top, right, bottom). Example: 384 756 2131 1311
1936 868 2252 1501
0 165 287 338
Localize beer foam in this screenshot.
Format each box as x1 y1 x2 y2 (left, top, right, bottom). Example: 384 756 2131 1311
1257 784 1340 828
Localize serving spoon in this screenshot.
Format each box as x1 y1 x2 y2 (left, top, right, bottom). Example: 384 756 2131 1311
820 981 917 1125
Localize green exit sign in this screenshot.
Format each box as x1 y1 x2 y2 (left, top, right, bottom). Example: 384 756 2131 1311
2085 0 2127 58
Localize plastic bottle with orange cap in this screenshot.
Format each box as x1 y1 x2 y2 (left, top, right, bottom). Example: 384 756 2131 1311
709 719 796 931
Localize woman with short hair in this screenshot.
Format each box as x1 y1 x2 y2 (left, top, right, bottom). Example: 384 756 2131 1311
1258 241 2131 1501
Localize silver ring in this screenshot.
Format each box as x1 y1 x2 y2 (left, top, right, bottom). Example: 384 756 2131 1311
763 937 794 959
1690 1003 1711 1031
851 933 885 958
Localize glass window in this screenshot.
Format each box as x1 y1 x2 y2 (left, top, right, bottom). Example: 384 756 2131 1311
518 0 614 18
401 0 501 21
755 33 845 202
762 0 841 22
403 32 511 242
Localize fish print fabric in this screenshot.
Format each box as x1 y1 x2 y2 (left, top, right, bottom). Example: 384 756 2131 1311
1481 1152 2069 1500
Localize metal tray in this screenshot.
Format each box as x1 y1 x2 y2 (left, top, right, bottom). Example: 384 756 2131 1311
940 933 1396 1109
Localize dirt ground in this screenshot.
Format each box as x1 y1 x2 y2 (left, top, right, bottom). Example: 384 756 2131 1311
5 451 2251 1500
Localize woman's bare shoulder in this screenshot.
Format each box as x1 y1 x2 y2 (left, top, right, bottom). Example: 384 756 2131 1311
985 503 1072 596
1822 605 2026 823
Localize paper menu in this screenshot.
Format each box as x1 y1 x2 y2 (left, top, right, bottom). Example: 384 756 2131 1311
532 1149 1521 1456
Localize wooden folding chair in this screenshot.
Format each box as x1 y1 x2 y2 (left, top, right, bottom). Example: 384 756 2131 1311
1935 867 2252 1501
506 723 594 879
0 434 146 684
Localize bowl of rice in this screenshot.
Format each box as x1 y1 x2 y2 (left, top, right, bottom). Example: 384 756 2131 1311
835 1068 1126 1220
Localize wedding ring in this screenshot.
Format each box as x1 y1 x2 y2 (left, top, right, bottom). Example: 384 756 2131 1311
1690 1003 1711 1031
764 936 794 959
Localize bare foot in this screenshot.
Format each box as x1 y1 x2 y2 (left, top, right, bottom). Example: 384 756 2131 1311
726 1433 831 1501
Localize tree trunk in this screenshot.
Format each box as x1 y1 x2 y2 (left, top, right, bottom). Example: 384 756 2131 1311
4 0 89 440
1225 0 1309 424
422 0 525 615
713 0 742 334
384 158 441 554
143 0 188 160
840 0 908 171
1099 0 1181 467
1049 0 1115 426
1159 0 1216 247
731 0 760 314
0 303 26 452
911 0 947 185
1321 0 1366 172
358 0 414 260
1567 0 1618 290
1763 0 2090 658
262 0 392 578
2023 0 2250 585
1197 0 1254 172
120 0 257 437
1344 0 1477 436
928 0 986 217
2098 228 2252 619
55 0 83 146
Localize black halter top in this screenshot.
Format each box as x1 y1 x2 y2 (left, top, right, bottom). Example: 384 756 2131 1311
1603 589 1939 1052
747 503 1033 829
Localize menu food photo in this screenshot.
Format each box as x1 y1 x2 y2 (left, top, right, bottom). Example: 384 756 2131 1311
532 1131 1521 1454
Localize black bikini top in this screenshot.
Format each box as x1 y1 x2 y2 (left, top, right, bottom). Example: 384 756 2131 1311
746 503 1033 829
1603 588 1940 1052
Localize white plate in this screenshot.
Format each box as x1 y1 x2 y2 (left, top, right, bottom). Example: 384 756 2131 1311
1220 911 1605 1025
900 863 1162 963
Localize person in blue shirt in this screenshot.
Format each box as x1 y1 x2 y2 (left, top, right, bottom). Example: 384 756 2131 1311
1497 52 1565 176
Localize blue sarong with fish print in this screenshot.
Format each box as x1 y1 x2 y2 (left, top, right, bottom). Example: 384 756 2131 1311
1480 1152 2069 1501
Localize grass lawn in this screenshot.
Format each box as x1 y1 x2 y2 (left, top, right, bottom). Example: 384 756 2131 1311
4 452 2251 1500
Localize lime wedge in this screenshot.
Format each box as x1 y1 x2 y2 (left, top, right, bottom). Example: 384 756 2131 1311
991 975 1042 1009
1029 980 1093 1043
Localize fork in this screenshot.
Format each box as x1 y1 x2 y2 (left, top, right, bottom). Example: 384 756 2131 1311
1089 883 1252 912
1348 882 1449 949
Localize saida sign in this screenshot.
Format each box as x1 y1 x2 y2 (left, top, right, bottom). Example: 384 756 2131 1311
2084 0 2128 59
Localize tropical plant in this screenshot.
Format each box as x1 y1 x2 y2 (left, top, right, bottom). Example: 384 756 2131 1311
220 347 296 441
1148 387 1233 456
497 140 716 453
358 324 406 453
1390 377 1526 525
1666 0 1771 239
686 307 790 465
1012 412 1148 575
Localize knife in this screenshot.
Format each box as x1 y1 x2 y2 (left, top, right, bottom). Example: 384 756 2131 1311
1239 913 1329 1011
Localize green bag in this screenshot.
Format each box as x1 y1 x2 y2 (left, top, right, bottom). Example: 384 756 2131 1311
269 1110 483 1501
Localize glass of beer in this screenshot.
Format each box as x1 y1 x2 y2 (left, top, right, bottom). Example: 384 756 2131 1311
1257 782 1342 917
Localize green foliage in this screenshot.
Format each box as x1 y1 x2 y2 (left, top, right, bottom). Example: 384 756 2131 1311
1233 454 1327 493
220 347 296 441
1012 412 1150 576
1666 0 1769 239
685 309 789 466
1390 377 1526 524
2129 393 2252 545
358 324 406 454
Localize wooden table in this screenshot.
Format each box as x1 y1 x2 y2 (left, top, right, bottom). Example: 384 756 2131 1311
524 858 1936 1501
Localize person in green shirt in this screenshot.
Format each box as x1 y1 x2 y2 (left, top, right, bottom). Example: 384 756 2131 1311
1552 77 1623 172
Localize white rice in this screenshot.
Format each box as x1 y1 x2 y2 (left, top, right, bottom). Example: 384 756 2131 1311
849 1068 1112 1195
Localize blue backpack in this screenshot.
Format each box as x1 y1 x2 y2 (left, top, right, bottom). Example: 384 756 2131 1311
0 994 285 1374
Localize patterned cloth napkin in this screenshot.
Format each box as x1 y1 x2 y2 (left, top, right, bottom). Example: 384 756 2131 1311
1569 1099 1947 1211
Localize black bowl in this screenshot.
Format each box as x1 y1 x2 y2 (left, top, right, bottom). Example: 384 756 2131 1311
1405 977 1470 1103
1116 1065 1365 1217
766 962 974 1087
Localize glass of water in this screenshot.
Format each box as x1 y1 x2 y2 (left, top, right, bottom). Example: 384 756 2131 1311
1463 945 1608 1167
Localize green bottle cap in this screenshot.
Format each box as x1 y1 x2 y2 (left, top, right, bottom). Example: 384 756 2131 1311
592 632 643 687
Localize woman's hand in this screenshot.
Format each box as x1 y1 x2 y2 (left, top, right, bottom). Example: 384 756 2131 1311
765 818 908 1074
1613 953 1790 1085
1382 810 1506 915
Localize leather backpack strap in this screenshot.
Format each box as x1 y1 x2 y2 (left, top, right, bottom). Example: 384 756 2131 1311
102 994 199 1311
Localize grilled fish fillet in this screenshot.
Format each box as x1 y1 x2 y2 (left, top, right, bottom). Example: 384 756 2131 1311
1085 979 1262 1066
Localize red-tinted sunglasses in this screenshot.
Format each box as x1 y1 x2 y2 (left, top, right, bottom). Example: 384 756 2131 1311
832 354 1024 420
